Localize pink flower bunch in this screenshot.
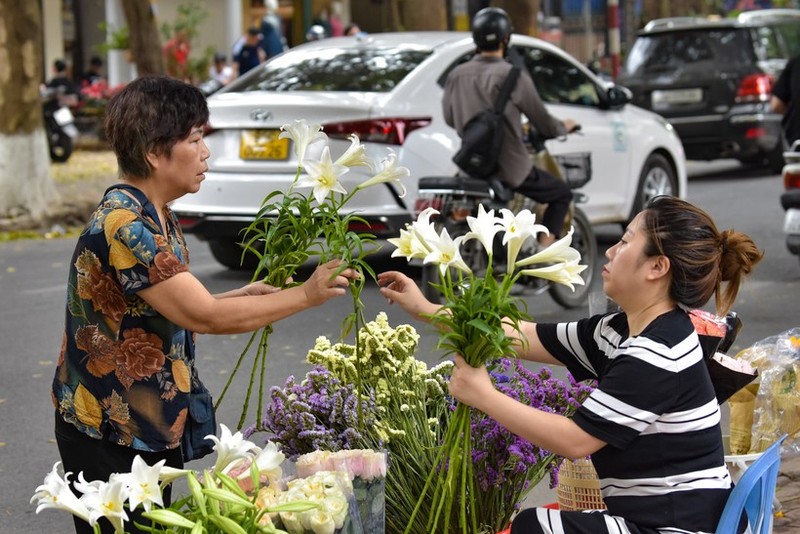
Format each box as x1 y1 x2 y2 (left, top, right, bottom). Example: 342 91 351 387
296 449 387 482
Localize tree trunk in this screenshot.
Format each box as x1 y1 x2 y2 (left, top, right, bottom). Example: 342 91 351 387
400 0 447 30
121 0 164 76
0 0 58 220
495 0 539 36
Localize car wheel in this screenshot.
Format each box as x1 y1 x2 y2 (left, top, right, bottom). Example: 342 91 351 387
629 153 677 222
548 207 597 309
766 137 788 175
208 238 259 271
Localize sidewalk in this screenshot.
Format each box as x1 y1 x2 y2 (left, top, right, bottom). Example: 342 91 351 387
774 455 800 533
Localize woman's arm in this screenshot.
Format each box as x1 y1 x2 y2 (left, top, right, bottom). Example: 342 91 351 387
139 260 358 334
379 271 563 366
449 355 605 459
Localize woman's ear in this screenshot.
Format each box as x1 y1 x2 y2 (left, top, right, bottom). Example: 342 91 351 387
145 150 159 172
647 255 671 281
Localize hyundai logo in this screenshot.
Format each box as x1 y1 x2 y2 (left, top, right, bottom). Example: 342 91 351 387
250 109 273 122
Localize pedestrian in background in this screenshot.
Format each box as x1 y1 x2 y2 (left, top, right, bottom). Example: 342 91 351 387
209 52 234 85
80 56 105 87
233 27 266 77
772 52 800 146
51 75 358 533
259 0 286 59
162 26 191 82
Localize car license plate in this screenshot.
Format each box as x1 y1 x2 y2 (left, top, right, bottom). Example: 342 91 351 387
784 208 800 234
240 130 290 160
652 88 703 109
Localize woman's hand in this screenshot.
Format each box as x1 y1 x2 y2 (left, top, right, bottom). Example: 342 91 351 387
377 271 440 322
448 354 496 411
240 281 282 296
302 259 360 306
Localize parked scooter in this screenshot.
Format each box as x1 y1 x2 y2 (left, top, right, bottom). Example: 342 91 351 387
415 135 598 309
41 87 78 163
780 139 800 266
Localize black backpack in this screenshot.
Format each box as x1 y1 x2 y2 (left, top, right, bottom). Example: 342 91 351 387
452 66 520 179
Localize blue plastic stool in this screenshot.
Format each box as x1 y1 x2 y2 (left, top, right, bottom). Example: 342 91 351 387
715 435 787 534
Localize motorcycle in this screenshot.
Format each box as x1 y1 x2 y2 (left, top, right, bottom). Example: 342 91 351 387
781 139 800 266
41 87 78 163
415 139 598 309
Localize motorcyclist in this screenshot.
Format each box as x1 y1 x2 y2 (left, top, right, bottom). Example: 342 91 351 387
443 7 575 247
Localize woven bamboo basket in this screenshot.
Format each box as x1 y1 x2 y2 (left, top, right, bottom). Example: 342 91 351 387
556 458 606 511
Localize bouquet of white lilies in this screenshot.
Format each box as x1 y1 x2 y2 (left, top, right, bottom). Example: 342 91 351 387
388 204 587 533
31 424 347 534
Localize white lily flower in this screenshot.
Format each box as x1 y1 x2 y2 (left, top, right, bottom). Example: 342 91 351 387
463 204 501 255
334 134 372 170
243 441 285 483
208 424 258 472
387 228 417 260
123 455 165 513
515 227 581 268
280 119 328 162
30 462 91 523
423 227 471 275
520 259 587 290
297 146 349 204
355 149 410 197
82 477 129 533
410 207 440 248
74 471 104 495
499 208 548 268
157 465 191 484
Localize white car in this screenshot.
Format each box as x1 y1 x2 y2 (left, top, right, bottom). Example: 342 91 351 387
173 32 687 269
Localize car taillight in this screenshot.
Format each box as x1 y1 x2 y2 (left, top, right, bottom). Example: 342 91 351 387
323 117 431 145
735 73 773 103
177 215 202 229
202 123 218 137
414 196 442 216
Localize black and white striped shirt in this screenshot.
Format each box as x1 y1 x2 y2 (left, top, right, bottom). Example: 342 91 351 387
538 309 733 533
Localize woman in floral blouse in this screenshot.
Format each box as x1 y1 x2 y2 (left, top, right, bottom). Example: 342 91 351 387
52 76 358 534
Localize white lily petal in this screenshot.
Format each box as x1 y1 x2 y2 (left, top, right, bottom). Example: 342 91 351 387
520 259 587 290
499 209 548 267
279 119 328 162
83 478 129 532
515 227 581 268
356 149 410 197
208 424 258 472
298 146 350 204
30 462 91 523
423 228 471 275
124 456 165 513
333 134 373 170
463 204 501 255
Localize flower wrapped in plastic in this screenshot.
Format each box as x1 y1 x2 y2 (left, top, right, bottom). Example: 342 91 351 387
297 449 387 534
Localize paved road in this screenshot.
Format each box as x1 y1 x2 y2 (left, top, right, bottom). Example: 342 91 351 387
1 160 797 532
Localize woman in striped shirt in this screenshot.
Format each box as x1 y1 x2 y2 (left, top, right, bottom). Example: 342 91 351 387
378 196 763 533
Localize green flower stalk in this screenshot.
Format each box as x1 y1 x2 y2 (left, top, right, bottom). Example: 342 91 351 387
215 120 410 432
388 205 588 533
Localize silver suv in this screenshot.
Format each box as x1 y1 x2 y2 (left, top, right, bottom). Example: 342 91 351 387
617 9 800 172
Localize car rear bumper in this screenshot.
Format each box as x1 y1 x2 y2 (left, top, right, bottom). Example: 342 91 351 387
175 211 412 241
667 109 783 161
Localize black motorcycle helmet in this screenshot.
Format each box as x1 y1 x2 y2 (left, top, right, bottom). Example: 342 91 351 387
471 7 513 52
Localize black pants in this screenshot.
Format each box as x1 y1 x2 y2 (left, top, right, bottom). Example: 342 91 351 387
513 165 573 238
55 412 184 534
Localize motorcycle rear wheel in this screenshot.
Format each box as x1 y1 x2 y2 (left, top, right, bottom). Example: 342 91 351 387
49 133 73 163
548 206 597 309
548 207 597 309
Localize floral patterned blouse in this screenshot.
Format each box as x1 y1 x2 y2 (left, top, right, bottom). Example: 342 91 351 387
52 184 197 452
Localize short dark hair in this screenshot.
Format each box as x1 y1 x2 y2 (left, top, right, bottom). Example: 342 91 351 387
54 59 67 72
104 76 209 179
247 27 260 36
89 55 103 68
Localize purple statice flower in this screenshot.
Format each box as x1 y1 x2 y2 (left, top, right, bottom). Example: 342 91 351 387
469 358 596 515
247 365 377 459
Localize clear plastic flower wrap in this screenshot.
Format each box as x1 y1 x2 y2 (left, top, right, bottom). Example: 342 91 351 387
734 327 800 456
